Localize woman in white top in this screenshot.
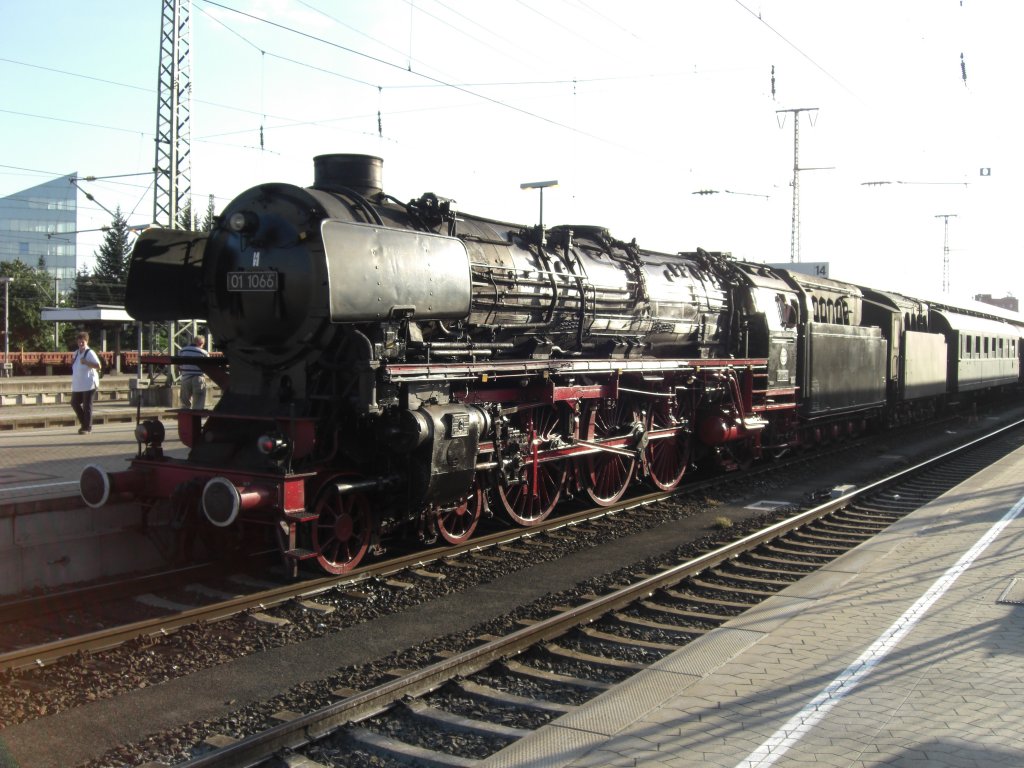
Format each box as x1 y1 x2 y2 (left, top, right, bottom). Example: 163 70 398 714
71 331 101 434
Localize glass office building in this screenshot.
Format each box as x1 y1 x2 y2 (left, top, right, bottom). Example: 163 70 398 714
0 174 78 293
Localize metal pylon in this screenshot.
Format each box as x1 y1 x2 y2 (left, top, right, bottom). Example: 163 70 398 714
153 0 192 229
935 214 957 294
777 107 819 264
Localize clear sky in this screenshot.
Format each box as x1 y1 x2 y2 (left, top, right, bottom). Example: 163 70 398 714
1 0 1020 306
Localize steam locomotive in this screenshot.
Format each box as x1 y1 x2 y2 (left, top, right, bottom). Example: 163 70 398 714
80 154 1024 574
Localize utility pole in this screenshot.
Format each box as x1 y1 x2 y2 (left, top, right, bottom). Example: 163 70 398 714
935 214 957 294
153 0 192 229
1 276 12 378
53 275 60 351
777 107 819 263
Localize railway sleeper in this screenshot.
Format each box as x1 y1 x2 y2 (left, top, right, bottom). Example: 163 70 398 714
798 525 872 543
687 578 781 598
862 499 921 512
901 483 954 497
455 680 576 715
830 512 898 528
812 520 884 536
661 587 766 611
782 532 855 551
763 540 843 558
540 642 648 672
404 699 531 740
500 659 612 692
610 611 710 636
344 726 481 768
838 508 902 523
741 551 825 571
845 502 909 516
724 560 809 579
639 598 734 623
577 625 681 652
812 519 888 534
707 568 796 589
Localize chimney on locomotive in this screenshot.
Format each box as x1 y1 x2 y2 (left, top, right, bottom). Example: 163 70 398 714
313 154 384 198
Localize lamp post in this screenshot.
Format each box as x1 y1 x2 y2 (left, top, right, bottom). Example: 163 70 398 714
1 276 13 378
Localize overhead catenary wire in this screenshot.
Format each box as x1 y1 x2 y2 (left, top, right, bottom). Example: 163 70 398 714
196 0 626 148
732 0 857 99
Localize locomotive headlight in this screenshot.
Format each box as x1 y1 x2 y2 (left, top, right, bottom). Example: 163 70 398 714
227 210 259 233
135 419 165 446
257 433 290 459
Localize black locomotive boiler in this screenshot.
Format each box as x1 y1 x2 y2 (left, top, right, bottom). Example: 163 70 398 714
80 154 1024 574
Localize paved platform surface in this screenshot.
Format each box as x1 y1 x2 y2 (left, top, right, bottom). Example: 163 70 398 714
0 409 187 510
485 437 1024 767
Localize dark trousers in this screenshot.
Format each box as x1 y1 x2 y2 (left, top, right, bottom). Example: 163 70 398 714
71 389 96 431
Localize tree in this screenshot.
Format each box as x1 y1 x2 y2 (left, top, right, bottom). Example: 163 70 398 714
200 194 216 231
0 259 53 352
93 206 133 286
67 208 135 308
177 200 200 231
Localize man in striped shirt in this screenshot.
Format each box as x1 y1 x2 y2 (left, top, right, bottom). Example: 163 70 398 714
178 335 209 410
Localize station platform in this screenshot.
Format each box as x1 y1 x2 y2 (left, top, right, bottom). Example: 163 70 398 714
486 437 1024 767
0 374 219 431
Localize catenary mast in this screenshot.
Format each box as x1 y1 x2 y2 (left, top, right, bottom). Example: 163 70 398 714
153 0 192 228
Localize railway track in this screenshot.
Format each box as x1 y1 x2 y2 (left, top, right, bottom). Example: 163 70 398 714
0 487 688 672
3 407 983 674
146 418 1024 768
0 423 838 672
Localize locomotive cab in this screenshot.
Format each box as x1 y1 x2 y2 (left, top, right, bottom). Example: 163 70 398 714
727 262 799 388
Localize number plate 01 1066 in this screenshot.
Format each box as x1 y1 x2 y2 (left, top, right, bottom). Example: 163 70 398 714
227 270 279 292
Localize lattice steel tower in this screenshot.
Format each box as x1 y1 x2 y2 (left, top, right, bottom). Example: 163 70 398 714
777 107 818 263
935 213 957 294
153 0 192 228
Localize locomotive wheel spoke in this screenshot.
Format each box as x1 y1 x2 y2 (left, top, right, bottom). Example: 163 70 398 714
582 399 638 506
499 406 568 526
645 402 689 491
437 483 484 544
311 482 372 574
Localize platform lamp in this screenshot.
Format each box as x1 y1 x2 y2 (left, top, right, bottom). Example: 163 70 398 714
1 276 12 378
520 179 558 245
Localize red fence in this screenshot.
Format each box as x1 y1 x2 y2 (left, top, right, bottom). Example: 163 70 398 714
0 351 142 375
